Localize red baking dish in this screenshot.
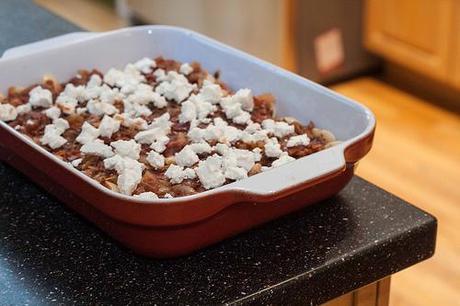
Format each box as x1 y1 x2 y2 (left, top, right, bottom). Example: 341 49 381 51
0 26 375 257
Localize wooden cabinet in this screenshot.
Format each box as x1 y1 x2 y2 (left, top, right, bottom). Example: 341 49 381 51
322 277 390 306
453 0 460 87
364 0 459 87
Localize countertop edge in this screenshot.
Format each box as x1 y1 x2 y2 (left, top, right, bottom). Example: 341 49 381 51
231 214 437 305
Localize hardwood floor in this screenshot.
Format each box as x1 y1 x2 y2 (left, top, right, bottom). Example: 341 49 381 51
332 78 460 306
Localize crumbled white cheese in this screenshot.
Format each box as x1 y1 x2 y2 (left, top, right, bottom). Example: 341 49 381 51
164 193 173 198
71 158 82 167
165 164 196 184
114 113 148 130
56 82 91 113
87 74 102 87
125 83 164 109
150 135 169 153
53 118 70 133
146 150 165 170
193 96 216 120
40 119 69 149
179 63 193 75
189 118 242 144
133 192 159 200
219 125 242 144
80 140 114 158
16 103 32 115
110 139 141 160
232 88 254 111
40 129 67 149
126 83 153 104
115 157 144 195
188 142 212 154
222 148 255 171
62 83 87 102
201 125 222 143
134 57 156 74
215 143 230 155
0 104 17 121
261 119 294 138
103 154 123 170
153 68 166 81
261 119 275 130
43 106 61 120
124 102 152 117
28 86 53 108
220 88 253 116
178 100 197 123
221 98 243 119
264 138 283 158
185 168 198 179
240 129 268 144
148 112 171 130
56 94 78 114
87 99 118 116
271 152 296 168
220 92 252 125
224 166 248 181
76 122 100 144
232 111 251 125
195 155 226 189
180 94 217 124
151 92 168 108
286 134 310 147
99 115 121 138
135 112 171 144
197 81 223 104
273 121 295 138
135 128 164 145
84 85 102 100
187 127 204 143
119 78 137 97
245 122 261 133
175 146 199 167
164 166 182 184
155 71 195 103
98 85 122 104
253 147 262 162
104 66 145 93
103 155 145 195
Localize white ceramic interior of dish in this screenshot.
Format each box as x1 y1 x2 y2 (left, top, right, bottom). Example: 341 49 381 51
0 26 375 202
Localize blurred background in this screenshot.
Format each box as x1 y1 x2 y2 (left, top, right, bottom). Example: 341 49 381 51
33 0 460 305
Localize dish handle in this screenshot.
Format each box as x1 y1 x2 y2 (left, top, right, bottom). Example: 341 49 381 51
1 32 98 59
226 145 347 202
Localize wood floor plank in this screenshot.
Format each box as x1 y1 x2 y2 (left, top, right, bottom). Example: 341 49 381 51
332 77 460 306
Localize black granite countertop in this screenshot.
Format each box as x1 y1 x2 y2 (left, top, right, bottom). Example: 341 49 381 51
0 1 437 305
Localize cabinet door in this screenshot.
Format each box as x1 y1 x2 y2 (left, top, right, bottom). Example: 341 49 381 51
453 0 460 88
364 0 455 82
